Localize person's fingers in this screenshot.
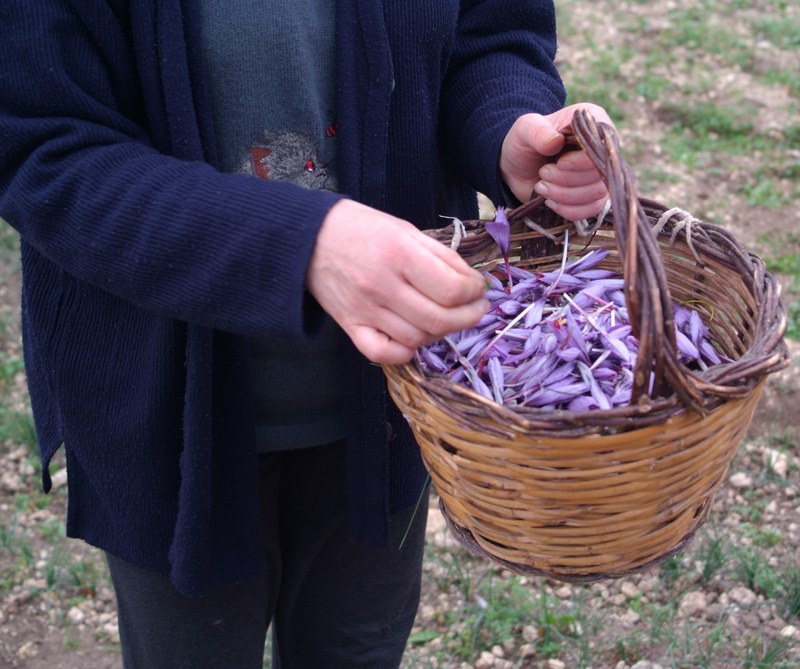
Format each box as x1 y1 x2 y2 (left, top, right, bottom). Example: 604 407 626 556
399 245 486 310
527 123 565 158
415 232 484 279
307 199 492 363
539 158 604 188
532 178 608 207
341 288 488 364
539 166 598 188
499 117 551 202
551 102 615 131
553 151 597 173
382 279 489 338
349 325 417 365
542 196 610 222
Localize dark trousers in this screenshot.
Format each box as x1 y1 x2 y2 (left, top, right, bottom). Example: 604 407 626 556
106 441 429 669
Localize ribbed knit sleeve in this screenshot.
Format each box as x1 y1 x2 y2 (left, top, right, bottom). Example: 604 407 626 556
0 1 342 339
440 0 566 205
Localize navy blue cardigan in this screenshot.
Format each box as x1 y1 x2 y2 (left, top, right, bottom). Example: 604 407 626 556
0 0 565 595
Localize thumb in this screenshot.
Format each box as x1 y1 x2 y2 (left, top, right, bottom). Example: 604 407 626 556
525 114 566 158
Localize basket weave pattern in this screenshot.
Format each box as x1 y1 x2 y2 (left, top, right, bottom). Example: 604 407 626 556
384 111 789 581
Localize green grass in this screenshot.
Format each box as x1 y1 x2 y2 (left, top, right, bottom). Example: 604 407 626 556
754 15 800 49
758 234 800 341
403 515 800 667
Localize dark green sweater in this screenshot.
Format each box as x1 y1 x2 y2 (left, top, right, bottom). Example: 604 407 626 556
199 0 346 450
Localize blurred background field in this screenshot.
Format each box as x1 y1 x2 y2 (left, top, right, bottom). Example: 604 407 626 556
1 1 799 667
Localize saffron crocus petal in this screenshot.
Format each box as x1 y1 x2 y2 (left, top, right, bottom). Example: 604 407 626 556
565 311 588 356
449 367 466 384
557 346 584 362
471 375 494 401
578 362 612 410
475 312 501 329
523 299 545 328
576 268 617 281
419 348 449 374
585 278 625 292
504 329 543 365
499 300 524 316
485 208 510 255
541 360 576 387
700 340 723 365
606 324 633 340
688 309 704 347
571 284 611 309
675 329 700 360
489 339 516 359
590 365 618 382
525 382 589 407
568 395 598 412
508 265 536 281
456 330 491 355
673 305 690 330
603 335 633 364
486 207 514 288
487 356 505 404
484 272 503 291
466 338 493 363
564 248 610 273
510 278 543 300
609 290 626 308
541 333 559 354
486 288 509 302
524 327 544 353
536 271 585 289
610 386 632 405
511 355 551 387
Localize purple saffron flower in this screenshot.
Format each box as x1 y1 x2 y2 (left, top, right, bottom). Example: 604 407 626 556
700 340 723 365
525 382 589 407
416 234 724 411
487 356 505 404
418 348 449 374
498 299 525 317
576 268 617 281
485 207 513 288
578 362 612 410
568 395 599 412
688 309 704 348
484 272 503 291
673 305 690 330
675 329 700 361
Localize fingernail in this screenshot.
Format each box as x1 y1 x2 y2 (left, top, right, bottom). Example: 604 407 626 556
539 165 555 181
533 181 548 197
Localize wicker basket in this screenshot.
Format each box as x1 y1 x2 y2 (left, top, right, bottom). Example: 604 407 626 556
383 110 790 582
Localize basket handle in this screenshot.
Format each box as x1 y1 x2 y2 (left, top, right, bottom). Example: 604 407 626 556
513 110 706 412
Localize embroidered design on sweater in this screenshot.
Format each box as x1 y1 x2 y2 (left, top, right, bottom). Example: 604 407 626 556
239 129 337 191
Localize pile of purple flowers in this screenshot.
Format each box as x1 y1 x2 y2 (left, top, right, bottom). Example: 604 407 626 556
418 209 724 411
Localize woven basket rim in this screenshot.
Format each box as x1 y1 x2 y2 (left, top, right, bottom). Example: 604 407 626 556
403 112 789 421
381 110 790 581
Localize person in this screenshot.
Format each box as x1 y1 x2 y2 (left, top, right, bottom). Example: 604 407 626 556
0 1 613 667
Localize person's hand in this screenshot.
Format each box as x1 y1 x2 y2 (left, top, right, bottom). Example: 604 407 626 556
499 102 614 221
307 199 489 364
